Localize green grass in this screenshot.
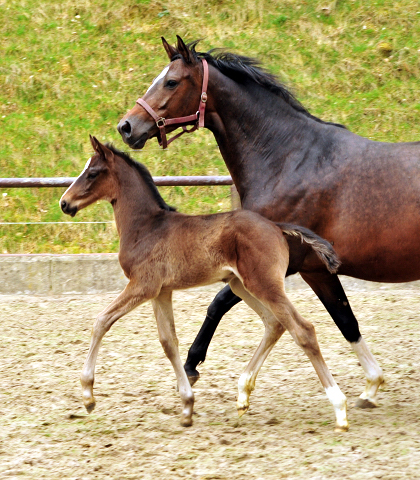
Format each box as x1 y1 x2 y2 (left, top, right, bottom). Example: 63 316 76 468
1 0 420 252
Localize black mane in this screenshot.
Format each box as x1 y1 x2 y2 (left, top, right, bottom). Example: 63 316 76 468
173 41 345 129
105 143 176 211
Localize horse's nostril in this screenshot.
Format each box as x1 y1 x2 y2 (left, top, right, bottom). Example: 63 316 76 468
61 200 67 211
119 120 132 136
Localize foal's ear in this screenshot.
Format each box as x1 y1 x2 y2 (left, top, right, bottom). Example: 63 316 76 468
90 134 101 153
89 135 114 163
176 35 194 64
162 37 178 61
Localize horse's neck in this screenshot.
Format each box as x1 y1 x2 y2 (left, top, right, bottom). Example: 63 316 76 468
111 166 163 242
206 71 328 198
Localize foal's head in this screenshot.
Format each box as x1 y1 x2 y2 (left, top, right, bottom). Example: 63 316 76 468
60 136 120 217
60 136 174 217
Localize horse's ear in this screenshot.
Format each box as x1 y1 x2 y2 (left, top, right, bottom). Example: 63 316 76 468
162 37 178 61
176 35 194 64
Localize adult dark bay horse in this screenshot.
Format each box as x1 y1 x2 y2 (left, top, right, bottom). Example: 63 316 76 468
118 36 420 408
60 136 348 430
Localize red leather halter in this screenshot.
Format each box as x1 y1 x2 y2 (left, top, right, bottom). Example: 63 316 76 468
136 59 209 149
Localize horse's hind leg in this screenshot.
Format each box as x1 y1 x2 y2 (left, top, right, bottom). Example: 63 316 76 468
301 272 384 408
80 282 147 413
184 285 241 386
152 291 194 427
229 278 286 417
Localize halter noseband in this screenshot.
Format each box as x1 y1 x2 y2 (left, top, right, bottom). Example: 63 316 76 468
136 59 209 149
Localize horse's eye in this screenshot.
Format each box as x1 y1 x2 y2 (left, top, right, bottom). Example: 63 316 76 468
166 80 178 89
87 171 99 180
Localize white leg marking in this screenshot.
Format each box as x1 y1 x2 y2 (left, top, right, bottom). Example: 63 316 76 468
352 337 384 407
325 385 348 431
237 371 254 415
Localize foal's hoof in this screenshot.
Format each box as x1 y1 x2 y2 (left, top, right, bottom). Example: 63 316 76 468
180 415 193 427
334 424 349 433
237 405 249 418
84 399 96 414
355 398 378 409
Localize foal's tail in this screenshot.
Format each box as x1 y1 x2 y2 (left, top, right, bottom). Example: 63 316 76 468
277 223 341 274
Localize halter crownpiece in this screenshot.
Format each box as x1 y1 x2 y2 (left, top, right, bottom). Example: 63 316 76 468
136 59 209 149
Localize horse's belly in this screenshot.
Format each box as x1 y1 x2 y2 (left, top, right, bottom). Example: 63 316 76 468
335 236 420 283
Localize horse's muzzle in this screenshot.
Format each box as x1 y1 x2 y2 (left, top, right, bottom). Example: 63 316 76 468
117 119 149 149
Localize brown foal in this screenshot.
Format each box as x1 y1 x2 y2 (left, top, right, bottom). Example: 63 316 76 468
60 136 348 431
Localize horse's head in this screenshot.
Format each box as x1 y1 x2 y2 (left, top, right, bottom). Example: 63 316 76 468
117 36 206 150
60 136 117 216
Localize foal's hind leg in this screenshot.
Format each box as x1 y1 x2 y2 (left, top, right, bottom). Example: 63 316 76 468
80 282 147 413
301 272 384 408
229 278 285 417
151 291 194 427
240 270 348 431
267 294 348 431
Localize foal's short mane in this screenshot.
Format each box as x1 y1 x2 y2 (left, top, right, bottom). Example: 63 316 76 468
105 143 175 211
173 40 346 129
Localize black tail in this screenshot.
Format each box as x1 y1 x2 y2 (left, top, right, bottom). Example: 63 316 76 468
277 223 341 274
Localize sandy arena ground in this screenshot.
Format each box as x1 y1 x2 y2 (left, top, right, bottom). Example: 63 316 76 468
0 284 419 479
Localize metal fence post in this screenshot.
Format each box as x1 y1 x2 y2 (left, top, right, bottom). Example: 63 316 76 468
230 184 241 210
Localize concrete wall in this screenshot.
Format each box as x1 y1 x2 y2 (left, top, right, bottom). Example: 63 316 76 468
0 254 128 295
1 254 420 295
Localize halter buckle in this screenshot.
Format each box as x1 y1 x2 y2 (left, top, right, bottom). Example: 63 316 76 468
201 92 208 103
156 117 166 127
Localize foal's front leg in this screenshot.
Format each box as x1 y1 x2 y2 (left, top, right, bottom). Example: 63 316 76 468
81 282 147 413
151 291 194 427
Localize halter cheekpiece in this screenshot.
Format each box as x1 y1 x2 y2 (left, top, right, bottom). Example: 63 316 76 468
136 59 209 149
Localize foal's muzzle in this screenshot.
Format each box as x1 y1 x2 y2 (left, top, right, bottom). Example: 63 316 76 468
60 199 78 217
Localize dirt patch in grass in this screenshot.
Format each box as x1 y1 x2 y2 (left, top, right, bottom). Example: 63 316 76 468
0 285 419 479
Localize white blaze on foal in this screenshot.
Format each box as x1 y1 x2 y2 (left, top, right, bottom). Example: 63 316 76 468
61 157 92 199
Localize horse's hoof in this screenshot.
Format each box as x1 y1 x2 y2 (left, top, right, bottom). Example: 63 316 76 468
180 416 193 427
334 424 349 433
84 400 96 414
355 398 378 409
187 371 200 387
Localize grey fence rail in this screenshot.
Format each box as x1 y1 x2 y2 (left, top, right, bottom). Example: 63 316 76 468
0 176 233 188
0 176 241 213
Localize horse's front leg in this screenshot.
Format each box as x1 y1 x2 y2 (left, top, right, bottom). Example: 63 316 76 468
184 285 241 385
81 282 147 413
152 291 194 427
301 272 384 408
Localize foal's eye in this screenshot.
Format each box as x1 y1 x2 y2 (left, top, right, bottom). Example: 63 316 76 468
165 79 178 89
87 171 99 180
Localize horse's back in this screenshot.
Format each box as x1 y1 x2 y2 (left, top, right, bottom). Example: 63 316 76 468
273 136 420 281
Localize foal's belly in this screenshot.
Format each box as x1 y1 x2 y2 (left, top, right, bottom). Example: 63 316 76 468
168 267 237 291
